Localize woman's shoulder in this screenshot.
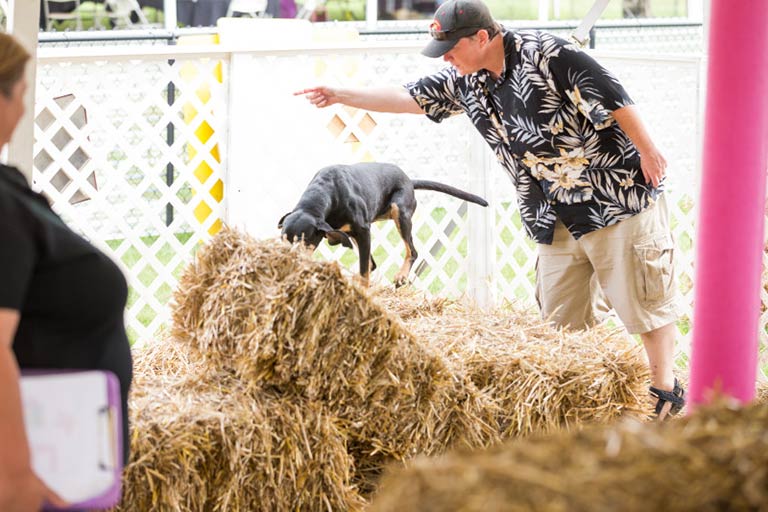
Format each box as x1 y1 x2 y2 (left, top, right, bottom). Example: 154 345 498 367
0 166 48 229
0 165 28 208
0 163 31 185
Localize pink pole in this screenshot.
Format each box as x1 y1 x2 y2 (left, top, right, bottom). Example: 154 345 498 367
690 0 768 407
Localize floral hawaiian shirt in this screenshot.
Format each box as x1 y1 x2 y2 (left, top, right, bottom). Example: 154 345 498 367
406 28 662 244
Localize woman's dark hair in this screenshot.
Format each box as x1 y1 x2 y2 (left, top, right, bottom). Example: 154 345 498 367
0 33 30 98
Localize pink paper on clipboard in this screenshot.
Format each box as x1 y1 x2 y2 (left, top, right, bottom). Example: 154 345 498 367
20 370 123 511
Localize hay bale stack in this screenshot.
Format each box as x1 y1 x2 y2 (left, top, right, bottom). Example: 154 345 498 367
370 401 768 512
171 228 310 364
170 228 499 484
123 227 650 509
115 340 364 512
255 264 500 460
371 288 650 436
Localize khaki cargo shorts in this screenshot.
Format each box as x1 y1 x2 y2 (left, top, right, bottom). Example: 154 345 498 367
535 195 681 334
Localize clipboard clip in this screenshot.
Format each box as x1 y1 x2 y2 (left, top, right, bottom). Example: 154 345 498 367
97 405 117 472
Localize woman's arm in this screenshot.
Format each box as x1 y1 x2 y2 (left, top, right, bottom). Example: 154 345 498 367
0 309 66 511
0 309 31 476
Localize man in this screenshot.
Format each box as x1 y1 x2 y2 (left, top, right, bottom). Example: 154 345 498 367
295 0 684 419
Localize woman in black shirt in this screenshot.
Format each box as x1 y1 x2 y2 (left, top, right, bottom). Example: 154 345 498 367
0 33 133 511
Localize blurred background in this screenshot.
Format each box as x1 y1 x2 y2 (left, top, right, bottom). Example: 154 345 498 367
31 0 699 30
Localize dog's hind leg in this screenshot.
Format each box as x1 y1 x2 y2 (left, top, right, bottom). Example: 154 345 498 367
390 202 418 288
356 227 372 287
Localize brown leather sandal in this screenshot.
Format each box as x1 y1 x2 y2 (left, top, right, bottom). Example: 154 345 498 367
649 378 686 421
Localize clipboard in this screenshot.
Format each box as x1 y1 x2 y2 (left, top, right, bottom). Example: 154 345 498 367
19 370 123 511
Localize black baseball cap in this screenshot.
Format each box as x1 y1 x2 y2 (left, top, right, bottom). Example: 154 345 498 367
422 0 496 58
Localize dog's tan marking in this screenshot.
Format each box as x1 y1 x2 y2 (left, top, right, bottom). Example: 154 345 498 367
374 204 397 223
355 271 370 288
389 203 413 286
339 224 353 233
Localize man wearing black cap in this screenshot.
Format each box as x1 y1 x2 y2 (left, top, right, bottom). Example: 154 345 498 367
295 0 684 420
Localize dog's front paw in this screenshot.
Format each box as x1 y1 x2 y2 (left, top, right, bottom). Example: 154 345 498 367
393 273 410 288
354 274 370 288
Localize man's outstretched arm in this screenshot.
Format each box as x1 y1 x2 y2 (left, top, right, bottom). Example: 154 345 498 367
294 85 425 114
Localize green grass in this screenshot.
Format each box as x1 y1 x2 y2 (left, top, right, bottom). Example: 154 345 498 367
46 3 163 31
323 0 366 21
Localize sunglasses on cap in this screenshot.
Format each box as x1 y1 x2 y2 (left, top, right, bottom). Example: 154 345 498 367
428 25 484 41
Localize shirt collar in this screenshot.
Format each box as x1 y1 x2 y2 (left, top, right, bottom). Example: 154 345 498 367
501 27 518 79
481 28 517 89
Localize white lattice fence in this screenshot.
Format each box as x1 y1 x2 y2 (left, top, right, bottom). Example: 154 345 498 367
34 52 229 345
227 48 482 297
227 48 714 371
31 42 768 377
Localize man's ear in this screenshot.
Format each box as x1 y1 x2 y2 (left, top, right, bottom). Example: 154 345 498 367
325 230 354 248
277 212 292 229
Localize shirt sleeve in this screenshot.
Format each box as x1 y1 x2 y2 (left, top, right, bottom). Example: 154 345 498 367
0 209 36 310
404 67 465 123
547 43 634 130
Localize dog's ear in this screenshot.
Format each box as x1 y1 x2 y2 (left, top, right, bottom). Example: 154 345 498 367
325 230 354 248
316 220 354 249
326 231 354 248
277 212 292 229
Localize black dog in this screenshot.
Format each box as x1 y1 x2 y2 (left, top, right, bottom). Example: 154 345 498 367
278 162 488 287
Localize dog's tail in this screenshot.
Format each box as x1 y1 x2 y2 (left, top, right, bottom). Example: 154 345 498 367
412 180 489 207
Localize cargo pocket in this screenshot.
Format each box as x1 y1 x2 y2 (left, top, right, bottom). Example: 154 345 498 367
633 233 675 305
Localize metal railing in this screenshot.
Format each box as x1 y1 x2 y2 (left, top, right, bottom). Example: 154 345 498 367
34 18 704 55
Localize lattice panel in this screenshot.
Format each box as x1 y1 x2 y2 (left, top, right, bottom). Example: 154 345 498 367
314 197 474 293
34 44 768 379
34 56 228 346
229 50 480 297
229 49 718 373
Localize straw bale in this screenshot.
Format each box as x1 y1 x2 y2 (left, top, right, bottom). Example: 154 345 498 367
171 227 312 364
371 285 450 320
170 228 499 483
113 340 364 512
372 288 651 436
757 382 768 403
161 227 652 505
370 400 768 512
256 266 499 457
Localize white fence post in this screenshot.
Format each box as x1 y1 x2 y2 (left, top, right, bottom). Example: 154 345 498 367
466 133 495 309
538 0 550 22
163 0 177 31
366 0 377 30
